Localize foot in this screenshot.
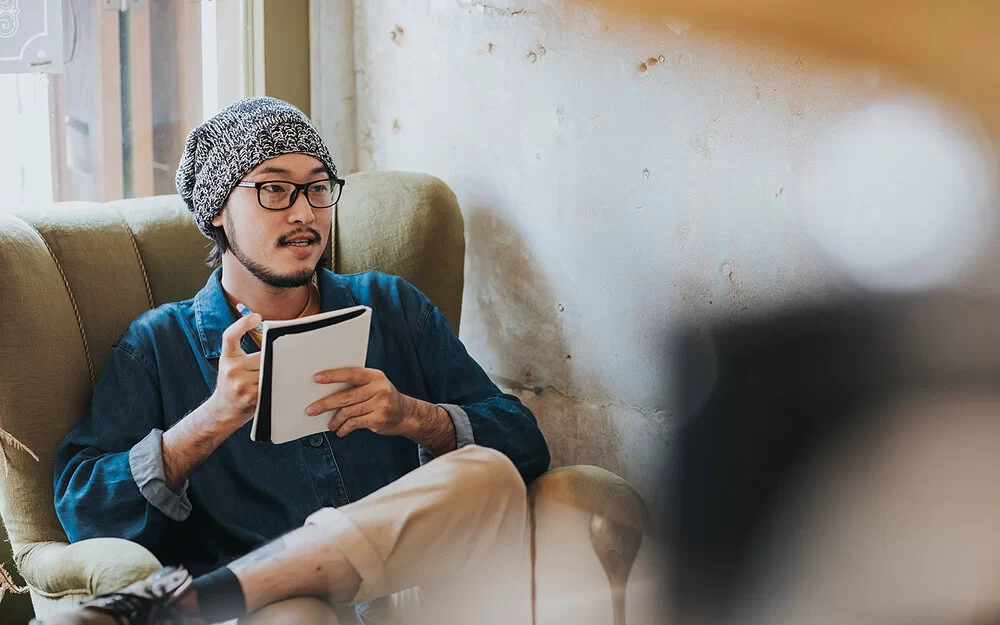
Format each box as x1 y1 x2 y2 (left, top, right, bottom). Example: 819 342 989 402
30 567 195 625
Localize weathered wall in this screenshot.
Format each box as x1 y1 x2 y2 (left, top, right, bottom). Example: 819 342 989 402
316 1 994 512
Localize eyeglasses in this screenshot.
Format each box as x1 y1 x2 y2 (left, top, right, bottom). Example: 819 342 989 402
235 178 345 210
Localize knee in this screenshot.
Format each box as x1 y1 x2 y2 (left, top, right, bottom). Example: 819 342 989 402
448 445 526 502
239 597 340 625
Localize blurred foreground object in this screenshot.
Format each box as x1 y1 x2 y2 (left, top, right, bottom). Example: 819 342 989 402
584 2 1000 293
670 294 1000 625
799 96 997 292
584 0 1000 139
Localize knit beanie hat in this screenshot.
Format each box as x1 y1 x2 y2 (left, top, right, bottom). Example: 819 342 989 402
175 97 338 237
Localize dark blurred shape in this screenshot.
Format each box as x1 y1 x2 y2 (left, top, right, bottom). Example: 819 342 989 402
667 293 1000 623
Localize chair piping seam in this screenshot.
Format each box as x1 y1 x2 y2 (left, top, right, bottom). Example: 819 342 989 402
114 211 155 308
20 219 96 390
26 584 93 599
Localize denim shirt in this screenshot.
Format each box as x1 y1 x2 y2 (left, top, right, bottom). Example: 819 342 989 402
54 268 550 575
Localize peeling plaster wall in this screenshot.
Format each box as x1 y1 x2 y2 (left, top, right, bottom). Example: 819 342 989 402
336 0 901 511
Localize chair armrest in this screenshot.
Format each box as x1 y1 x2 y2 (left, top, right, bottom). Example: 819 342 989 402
529 465 652 533
530 466 654 625
15 538 162 598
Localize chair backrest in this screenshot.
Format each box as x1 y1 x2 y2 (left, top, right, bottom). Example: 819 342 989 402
0 170 464 560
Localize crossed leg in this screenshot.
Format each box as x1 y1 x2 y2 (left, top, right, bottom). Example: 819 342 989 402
216 444 531 625
38 446 531 625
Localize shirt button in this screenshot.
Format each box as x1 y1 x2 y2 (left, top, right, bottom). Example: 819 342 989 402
308 434 324 448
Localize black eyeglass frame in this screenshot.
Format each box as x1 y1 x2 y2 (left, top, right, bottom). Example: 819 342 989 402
235 177 346 210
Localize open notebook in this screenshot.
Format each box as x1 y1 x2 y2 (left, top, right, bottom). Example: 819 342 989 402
250 305 372 444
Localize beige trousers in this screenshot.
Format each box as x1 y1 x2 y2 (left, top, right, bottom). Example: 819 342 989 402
244 445 533 625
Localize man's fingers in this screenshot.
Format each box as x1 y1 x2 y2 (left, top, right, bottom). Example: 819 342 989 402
221 313 261 358
306 384 372 416
336 416 377 438
313 367 376 385
327 397 379 431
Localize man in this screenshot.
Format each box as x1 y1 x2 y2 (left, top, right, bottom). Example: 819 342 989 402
42 97 549 625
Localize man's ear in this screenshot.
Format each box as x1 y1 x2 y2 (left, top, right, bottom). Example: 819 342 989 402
211 209 224 228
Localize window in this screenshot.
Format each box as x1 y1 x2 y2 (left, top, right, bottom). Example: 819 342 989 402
0 0 242 205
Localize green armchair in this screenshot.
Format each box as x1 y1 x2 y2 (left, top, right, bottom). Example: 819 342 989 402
0 171 650 622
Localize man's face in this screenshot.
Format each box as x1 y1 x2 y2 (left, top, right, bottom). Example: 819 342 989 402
213 153 333 288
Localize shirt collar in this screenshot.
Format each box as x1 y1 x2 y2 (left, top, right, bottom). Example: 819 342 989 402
192 267 356 359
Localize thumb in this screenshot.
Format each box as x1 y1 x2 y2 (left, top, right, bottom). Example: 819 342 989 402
221 312 261 358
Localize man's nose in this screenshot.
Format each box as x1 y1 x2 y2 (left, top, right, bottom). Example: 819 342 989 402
286 189 316 224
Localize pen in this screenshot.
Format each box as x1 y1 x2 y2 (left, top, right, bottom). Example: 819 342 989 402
235 302 265 332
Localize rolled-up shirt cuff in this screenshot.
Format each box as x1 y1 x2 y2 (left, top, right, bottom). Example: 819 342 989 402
128 428 192 522
418 403 475 465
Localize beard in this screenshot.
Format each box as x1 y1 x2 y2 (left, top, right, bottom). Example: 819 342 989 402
226 211 319 288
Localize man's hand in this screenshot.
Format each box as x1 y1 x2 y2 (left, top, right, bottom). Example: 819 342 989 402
308 367 408 436
209 312 262 428
163 313 262 491
308 368 456 454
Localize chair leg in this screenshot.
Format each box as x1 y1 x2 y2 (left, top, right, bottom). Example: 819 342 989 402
589 514 643 625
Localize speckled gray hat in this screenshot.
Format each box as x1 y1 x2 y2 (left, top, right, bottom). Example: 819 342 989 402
175 97 338 237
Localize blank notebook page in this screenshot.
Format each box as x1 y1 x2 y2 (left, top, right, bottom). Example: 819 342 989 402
252 306 372 444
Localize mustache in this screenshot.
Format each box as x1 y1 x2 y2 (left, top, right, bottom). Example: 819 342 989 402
277 228 322 245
